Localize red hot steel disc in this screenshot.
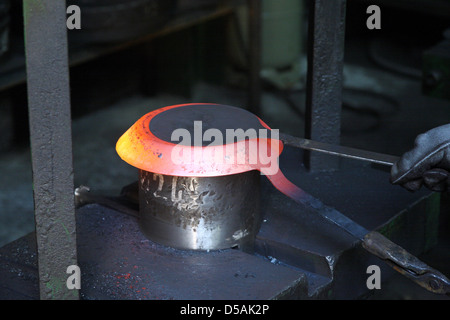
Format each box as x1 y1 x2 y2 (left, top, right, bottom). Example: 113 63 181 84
116 103 284 177
116 103 312 215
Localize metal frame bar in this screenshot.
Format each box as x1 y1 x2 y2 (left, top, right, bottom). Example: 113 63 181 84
247 0 262 116
304 0 347 171
23 0 79 300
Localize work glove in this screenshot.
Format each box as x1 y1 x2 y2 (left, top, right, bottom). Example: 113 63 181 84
390 124 450 192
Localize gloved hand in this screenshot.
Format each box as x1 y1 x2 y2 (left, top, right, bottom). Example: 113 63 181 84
390 124 450 192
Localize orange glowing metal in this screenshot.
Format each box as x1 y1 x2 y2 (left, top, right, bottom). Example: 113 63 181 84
116 102 312 215
116 103 284 177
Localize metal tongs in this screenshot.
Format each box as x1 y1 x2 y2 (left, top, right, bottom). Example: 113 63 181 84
363 231 450 295
277 132 450 295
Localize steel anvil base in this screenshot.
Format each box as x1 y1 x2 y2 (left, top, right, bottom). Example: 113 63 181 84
0 147 439 299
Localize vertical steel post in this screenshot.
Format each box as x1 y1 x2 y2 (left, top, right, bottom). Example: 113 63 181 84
23 0 79 300
247 0 262 116
304 0 347 172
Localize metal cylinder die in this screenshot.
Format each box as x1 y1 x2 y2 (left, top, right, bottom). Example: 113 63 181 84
138 169 261 252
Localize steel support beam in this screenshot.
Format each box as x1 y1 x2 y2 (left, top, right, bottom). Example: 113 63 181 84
23 0 79 300
304 0 347 172
247 0 262 116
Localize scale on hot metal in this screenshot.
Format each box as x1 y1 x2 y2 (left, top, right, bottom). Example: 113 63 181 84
1 103 448 299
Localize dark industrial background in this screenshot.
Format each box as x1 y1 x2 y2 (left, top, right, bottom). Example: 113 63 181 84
0 0 449 300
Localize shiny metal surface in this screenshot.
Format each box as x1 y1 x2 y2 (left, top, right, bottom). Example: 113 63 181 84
138 170 261 251
279 132 400 167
